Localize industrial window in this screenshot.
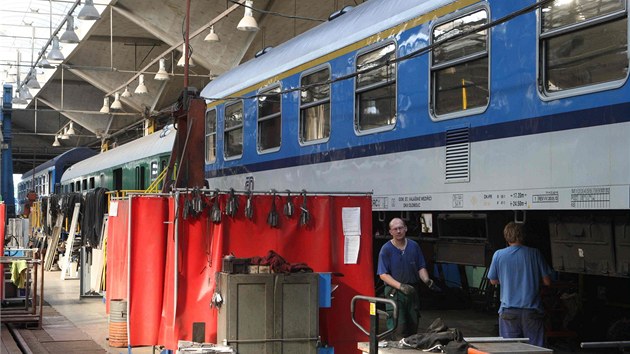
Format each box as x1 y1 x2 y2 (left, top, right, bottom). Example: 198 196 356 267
540 0 628 94
431 9 489 117
300 67 330 143
355 43 396 132
205 109 217 163
224 101 243 158
257 86 281 151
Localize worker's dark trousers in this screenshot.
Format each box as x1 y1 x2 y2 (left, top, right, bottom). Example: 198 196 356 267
499 308 545 347
384 285 420 339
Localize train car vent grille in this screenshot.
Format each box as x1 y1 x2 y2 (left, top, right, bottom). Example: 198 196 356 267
445 127 470 183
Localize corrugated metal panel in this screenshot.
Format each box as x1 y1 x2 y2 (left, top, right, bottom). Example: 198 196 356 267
445 127 470 183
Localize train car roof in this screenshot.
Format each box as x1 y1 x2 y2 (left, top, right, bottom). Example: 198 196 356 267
201 0 450 101
20 147 97 181
60 125 176 183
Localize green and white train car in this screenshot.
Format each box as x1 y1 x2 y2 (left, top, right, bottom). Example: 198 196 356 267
60 126 175 193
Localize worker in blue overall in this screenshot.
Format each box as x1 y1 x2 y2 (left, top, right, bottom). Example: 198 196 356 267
488 221 553 347
377 218 441 339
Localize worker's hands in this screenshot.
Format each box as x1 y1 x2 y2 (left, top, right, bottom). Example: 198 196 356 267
426 279 442 292
399 283 416 295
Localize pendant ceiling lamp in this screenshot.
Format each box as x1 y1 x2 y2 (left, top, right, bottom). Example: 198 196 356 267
204 26 220 42
67 122 76 135
60 16 80 43
177 44 195 67
121 85 132 98
154 58 170 80
52 135 61 146
237 0 259 32
78 0 101 21
21 87 33 100
47 36 65 61
39 54 50 67
12 91 27 105
111 92 122 109
61 127 70 140
100 97 110 113
134 74 148 94
26 70 41 89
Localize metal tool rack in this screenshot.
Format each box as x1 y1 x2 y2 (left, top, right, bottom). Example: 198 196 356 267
0 250 44 328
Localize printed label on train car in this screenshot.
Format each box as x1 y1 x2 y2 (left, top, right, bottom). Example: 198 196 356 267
373 185 629 211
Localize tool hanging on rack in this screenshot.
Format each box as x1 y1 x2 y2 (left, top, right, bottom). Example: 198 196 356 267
299 190 311 227
210 189 222 224
245 190 254 220
267 190 279 228
226 188 239 218
283 190 295 218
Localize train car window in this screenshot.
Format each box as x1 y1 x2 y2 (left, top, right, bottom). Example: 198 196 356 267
540 0 628 94
82 179 87 190
70 183 74 192
431 9 488 117
205 109 217 163
300 67 330 143
257 86 282 152
89 177 95 189
224 101 244 158
75 181 80 192
355 43 396 132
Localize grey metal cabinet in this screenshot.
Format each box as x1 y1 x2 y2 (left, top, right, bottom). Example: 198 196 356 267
217 272 319 354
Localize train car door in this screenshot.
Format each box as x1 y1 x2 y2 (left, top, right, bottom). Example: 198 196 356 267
113 168 123 190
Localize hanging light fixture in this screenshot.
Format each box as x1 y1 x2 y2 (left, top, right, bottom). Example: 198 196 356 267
111 92 122 109
52 135 61 146
39 53 50 67
61 127 70 140
237 0 259 32
177 44 195 67
134 74 148 94
121 85 132 98
5 65 17 83
12 91 27 105
47 36 65 61
204 25 220 42
20 87 33 101
26 70 41 89
67 122 76 135
78 0 101 20
100 97 110 113
60 16 80 43
154 58 170 80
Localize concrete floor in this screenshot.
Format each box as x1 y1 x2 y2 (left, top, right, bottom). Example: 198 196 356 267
42 270 155 354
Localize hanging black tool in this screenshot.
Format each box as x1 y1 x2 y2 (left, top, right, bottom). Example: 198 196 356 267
299 189 311 227
192 187 206 216
283 190 295 218
267 190 279 228
226 188 239 218
210 189 222 224
245 190 254 220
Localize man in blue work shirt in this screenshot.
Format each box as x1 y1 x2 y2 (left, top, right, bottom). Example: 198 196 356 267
488 221 553 347
377 218 440 339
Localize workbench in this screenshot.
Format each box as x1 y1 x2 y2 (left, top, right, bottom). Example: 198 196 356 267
0 252 44 328
358 337 553 353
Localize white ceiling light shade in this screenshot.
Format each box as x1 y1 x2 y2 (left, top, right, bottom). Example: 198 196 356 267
12 91 27 105
39 54 50 67
100 97 110 113
61 127 70 140
60 16 80 44
26 70 41 89
20 87 33 100
67 122 76 135
52 135 61 146
154 58 170 80
177 44 195 67
121 85 132 98
111 92 122 109
237 0 259 32
134 74 148 94
204 26 220 42
78 0 101 21
47 36 65 61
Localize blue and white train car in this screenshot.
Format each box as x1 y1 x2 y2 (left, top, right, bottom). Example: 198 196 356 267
200 0 630 282
17 147 97 213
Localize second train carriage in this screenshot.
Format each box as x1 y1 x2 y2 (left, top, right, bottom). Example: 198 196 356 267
60 126 175 193
17 147 97 214
198 0 630 304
